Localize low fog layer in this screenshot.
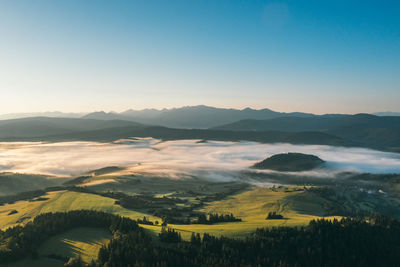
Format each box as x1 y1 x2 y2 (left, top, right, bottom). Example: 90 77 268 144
0 138 399 179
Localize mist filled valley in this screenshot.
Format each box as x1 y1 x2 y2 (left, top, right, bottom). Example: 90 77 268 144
1 113 400 267
1 138 400 179
2 1 400 266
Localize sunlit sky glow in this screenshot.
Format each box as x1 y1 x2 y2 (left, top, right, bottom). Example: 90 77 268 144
0 0 399 114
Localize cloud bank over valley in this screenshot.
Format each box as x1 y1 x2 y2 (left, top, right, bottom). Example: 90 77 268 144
0 139 399 182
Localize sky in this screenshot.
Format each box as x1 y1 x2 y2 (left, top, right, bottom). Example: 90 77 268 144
0 0 399 114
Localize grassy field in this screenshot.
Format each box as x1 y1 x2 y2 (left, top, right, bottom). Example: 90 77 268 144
0 186 339 242
0 185 345 266
39 227 111 263
0 190 160 230
168 186 339 239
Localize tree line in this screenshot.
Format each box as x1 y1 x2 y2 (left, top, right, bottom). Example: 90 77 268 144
2 211 400 266
97 215 400 267
193 213 242 224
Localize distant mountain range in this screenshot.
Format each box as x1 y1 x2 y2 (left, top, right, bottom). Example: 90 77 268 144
1 106 399 129
82 105 316 128
0 111 86 120
0 106 398 152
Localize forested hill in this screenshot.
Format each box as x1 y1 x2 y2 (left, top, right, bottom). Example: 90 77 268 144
252 153 325 171
1 211 400 266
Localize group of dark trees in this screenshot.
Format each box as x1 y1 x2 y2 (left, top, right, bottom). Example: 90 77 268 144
193 213 242 224
136 216 154 225
153 207 191 225
158 227 182 243
266 211 284 219
158 212 242 225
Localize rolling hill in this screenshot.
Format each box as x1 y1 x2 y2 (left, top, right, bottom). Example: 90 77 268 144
252 153 325 172
0 173 65 196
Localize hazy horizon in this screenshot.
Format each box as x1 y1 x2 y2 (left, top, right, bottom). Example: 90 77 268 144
0 104 398 118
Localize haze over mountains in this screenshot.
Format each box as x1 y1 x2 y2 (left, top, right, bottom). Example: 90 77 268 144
1 105 399 129
373 112 400 117
83 105 316 128
0 111 86 120
0 106 399 152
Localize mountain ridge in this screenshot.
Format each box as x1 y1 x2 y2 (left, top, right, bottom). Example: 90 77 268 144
82 105 316 128
2 106 399 126
0 110 399 152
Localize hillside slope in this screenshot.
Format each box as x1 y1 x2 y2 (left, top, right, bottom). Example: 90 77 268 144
213 114 400 150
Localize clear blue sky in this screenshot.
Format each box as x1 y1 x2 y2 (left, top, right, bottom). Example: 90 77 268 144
0 0 399 114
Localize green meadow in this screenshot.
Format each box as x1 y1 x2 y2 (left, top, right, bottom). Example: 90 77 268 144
0 186 339 241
